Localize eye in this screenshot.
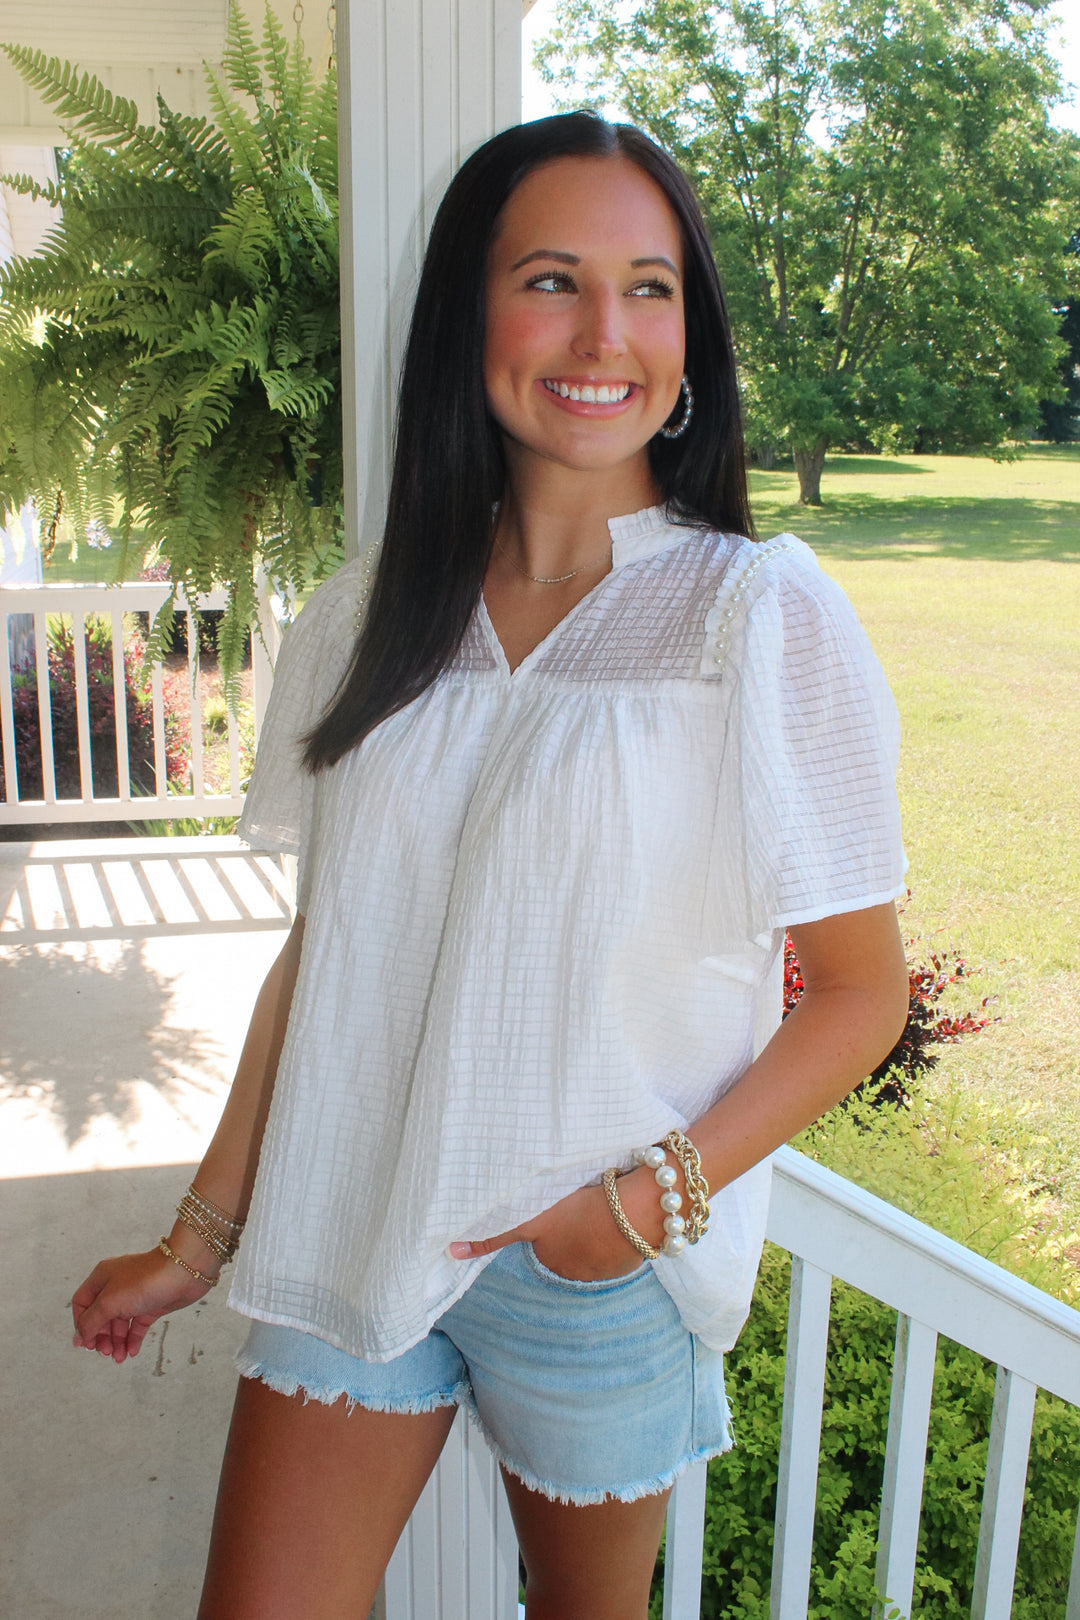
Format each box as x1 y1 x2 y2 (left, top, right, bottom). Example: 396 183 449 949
627 277 676 300
525 270 577 294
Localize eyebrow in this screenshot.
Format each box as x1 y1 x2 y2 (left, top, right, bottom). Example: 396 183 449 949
509 249 681 277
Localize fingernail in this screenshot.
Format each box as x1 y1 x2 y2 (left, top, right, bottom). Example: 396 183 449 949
446 1242 472 1260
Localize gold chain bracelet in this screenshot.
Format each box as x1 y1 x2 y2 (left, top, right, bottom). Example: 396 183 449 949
660 1130 711 1243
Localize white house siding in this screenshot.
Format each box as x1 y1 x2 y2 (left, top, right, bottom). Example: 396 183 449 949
0 144 58 260
0 0 336 141
0 172 12 260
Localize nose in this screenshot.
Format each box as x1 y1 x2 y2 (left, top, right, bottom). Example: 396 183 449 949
571 285 626 363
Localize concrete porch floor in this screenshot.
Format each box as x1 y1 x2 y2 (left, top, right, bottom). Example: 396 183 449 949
0 836 292 1620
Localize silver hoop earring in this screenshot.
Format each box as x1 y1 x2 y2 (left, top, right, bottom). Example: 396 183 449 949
658 374 694 439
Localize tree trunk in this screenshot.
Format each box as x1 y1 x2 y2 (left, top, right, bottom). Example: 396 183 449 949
793 438 828 505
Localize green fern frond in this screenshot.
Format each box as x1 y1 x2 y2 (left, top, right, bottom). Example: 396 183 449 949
262 6 293 111
0 170 64 208
203 74 267 189
142 593 177 676
153 102 233 184
0 45 163 168
219 3 266 106
261 369 333 416
216 568 258 706
203 193 277 287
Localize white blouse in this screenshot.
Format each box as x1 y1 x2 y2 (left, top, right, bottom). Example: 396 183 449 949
232 506 906 1360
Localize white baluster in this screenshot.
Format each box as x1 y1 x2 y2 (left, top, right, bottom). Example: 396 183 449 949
187 603 203 801
110 609 131 802
1065 1493 1080 1620
875 1314 938 1619
33 607 56 802
151 657 167 801
663 1460 708 1620
72 610 94 800
971 1365 1037 1620
770 1256 832 1620
0 605 20 801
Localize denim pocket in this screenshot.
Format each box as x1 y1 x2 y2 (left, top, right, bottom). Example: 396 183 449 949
520 1241 650 1294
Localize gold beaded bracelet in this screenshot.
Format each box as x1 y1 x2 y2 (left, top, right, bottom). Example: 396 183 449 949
185 1183 245 1234
175 1196 238 1263
601 1169 661 1261
158 1236 219 1287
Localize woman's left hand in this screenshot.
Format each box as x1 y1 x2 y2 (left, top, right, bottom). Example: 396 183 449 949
447 1169 667 1282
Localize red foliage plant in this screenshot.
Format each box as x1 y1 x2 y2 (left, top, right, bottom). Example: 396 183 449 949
783 922 996 1105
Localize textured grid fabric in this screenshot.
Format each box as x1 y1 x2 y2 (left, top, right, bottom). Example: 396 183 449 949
233 506 906 1358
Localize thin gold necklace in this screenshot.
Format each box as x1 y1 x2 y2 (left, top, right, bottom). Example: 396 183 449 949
494 533 611 586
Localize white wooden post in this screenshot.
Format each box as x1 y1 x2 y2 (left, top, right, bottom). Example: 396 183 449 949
336 2 521 1613
336 0 522 562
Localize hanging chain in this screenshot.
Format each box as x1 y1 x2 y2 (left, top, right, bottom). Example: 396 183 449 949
326 3 337 69
293 2 305 26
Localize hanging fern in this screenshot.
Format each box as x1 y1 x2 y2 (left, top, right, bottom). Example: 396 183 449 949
0 3 343 696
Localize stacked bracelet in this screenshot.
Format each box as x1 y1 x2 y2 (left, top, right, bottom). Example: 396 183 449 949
174 1183 245 1266
601 1137 707 1261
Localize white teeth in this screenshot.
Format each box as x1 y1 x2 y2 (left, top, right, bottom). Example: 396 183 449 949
544 380 631 402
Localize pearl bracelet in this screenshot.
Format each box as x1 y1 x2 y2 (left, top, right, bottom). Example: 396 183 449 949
631 1144 689 1257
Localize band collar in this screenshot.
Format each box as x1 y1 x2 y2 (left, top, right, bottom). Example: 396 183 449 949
606 504 700 570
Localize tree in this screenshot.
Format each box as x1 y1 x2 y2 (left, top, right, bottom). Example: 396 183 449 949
539 0 1080 502
0 5 342 685
1040 229 1080 441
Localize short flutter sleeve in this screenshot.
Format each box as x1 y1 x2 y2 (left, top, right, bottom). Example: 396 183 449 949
236 552 372 911
731 535 907 941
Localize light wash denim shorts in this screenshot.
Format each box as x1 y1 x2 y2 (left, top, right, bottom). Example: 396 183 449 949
236 1241 732 1506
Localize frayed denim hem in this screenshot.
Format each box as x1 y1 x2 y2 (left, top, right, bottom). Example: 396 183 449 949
234 1347 471 1418
458 1400 736 1508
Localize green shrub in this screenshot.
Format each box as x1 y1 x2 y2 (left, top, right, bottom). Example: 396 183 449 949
650 1089 1080 1618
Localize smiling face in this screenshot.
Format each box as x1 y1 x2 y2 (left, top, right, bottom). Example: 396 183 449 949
483 155 686 488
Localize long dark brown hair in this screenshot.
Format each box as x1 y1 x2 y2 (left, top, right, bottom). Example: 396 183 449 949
305 112 754 770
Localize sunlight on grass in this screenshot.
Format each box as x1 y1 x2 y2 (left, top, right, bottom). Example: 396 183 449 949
755 447 1080 1229
751 445 1080 562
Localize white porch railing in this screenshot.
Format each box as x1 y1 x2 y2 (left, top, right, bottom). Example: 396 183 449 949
0 581 278 825
381 1145 1080 1620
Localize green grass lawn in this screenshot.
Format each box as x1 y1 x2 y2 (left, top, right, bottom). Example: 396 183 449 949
753 446 1080 1248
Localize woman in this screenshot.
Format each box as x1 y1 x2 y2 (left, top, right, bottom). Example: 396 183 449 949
71 113 909 1619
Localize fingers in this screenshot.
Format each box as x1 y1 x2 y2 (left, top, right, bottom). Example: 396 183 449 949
70 1264 109 1334
447 1225 523 1260
125 1315 156 1358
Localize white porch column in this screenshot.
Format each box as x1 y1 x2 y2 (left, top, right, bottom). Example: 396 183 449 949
336 0 522 561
